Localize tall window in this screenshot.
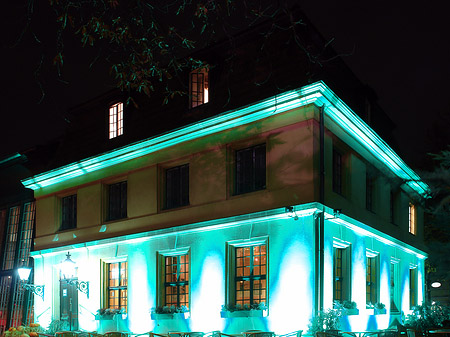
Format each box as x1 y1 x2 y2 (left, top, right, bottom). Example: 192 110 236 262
366 255 378 305
61 194 77 230
332 149 343 194
165 164 189 209
235 244 267 306
409 203 416 235
235 144 266 195
109 102 124 139
190 67 209 108
17 202 35 264
410 267 417 308
108 181 127 221
107 261 128 312
333 246 351 303
390 261 399 312
164 254 189 309
2 206 20 270
366 173 374 212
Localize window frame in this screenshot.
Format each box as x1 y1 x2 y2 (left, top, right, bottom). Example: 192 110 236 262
189 66 209 108
109 102 124 139
390 258 400 313
157 248 190 310
233 143 266 196
333 239 352 304
226 237 268 308
366 250 379 306
409 202 417 235
163 163 190 210
60 194 77 231
409 265 417 309
107 180 128 221
101 257 128 313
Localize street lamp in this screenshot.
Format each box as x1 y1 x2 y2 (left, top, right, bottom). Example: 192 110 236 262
61 252 89 298
17 266 45 300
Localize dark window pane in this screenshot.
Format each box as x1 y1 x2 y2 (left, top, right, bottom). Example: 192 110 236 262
108 181 127 221
165 164 189 209
235 144 266 195
61 195 77 230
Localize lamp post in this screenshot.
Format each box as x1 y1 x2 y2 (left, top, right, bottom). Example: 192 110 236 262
17 266 45 300
61 252 89 298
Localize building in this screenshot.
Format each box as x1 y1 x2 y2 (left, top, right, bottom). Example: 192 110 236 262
19 9 429 335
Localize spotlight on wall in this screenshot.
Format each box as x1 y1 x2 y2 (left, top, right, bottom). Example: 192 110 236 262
431 281 442 288
61 252 89 298
285 206 299 220
333 209 342 218
17 267 45 300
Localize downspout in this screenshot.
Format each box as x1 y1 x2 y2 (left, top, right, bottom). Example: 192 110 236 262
315 105 325 314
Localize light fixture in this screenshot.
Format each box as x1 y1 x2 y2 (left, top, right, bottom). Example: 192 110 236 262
333 209 342 218
285 206 299 220
17 267 45 300
61 252 89 298
431 281 442 288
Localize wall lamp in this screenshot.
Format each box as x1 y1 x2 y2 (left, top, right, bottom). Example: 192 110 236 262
333 209 342 218
285 206 299 220
17 267 45 300
431 281 442 288
61 252 89 298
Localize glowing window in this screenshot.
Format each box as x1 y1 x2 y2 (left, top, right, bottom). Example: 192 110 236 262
165 164 189 209
409 203 416 235
333 246 351 303
332 149 343 194
61 194 77 231
409 267 417 308
190 67 209 108
235 144 266 195
107 261 128 312
109 102 124 139
366 255 379 305
164 254 189 309
108 181 127 221
235 244 267 306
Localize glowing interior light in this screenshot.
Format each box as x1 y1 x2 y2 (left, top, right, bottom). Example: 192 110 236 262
431 281 442 288
21 81 429 198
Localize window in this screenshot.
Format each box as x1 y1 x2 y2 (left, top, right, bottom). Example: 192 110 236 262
366 253 379 305
409 203 416 235
106 261 128 312
366 173 374 212
109 102 124 139
164 253 190 309
333 246 351 302
190 67 209 108
226 241 267 307
390 259 399 312
332 149 343 194
61 194 77 230
165 164 189 209
17 202 35 264
409 267 417 308
235 144 266 195
108 181 127 221
2 206 20 270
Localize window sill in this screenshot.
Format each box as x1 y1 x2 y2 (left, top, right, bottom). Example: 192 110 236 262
366 309 386 315
342 309 359 316
95 314 127 320
150 312 190 320
220 309 268 318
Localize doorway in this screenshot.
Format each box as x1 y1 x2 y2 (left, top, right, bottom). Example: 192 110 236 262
60 279 78 330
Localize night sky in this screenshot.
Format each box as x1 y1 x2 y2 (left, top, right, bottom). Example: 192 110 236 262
1 1 449 172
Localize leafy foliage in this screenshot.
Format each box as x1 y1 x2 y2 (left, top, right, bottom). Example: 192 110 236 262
405 302 450 331
221 302 267 312
308 306 343 335
151 305 189 314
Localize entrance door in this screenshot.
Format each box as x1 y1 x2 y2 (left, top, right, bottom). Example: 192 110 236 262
60 279 78 330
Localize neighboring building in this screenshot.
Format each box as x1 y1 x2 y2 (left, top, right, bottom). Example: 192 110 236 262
20 9 428 335
0 153 36 332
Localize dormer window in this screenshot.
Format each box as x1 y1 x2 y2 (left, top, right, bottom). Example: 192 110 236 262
109 102 124 139
190 67 209 108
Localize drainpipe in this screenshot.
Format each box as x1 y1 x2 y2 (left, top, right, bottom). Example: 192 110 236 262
315 105 325 314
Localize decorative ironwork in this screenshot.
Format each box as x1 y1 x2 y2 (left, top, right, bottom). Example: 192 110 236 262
67 279 89 298
22 283 45 300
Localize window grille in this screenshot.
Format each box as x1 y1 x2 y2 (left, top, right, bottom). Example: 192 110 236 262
235 144 266 195
164 254 189 308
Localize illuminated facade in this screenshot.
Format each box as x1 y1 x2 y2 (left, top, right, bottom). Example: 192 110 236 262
22 80 428 334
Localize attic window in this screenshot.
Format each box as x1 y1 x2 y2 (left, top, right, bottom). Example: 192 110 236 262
109 102 124 139
190 67 209 108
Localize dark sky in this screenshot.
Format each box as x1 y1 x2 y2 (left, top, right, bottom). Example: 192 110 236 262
1 1 449 171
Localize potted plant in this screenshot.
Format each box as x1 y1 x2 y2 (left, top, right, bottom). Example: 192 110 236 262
150 305 190 320
308 306 342 336
220 302 268 318
95 308 126 320
335 300 359 316
366 302 386 315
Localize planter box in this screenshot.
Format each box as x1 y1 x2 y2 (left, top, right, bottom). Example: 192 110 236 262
366 308 386 315
151 312 190 320
220 309 268 318
343 309 359 316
